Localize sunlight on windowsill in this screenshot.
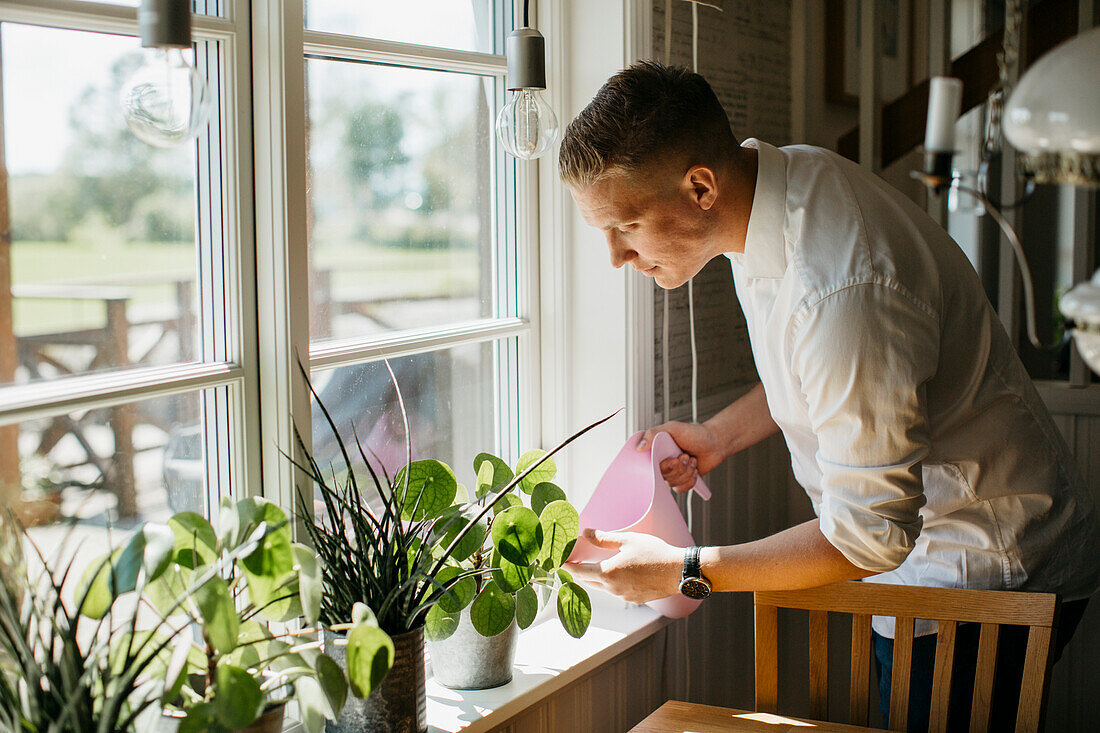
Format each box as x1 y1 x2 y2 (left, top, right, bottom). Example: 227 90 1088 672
426 590 669 733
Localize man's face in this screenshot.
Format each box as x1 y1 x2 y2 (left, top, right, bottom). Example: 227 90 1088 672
569 166 715 290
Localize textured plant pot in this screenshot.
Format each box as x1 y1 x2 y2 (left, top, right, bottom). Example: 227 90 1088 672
325 627 426 733
235 703 286 733
427 609 518 690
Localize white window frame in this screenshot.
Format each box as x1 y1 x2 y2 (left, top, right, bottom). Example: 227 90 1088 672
0 0 260 513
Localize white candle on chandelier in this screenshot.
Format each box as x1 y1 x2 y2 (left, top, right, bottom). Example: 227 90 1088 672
925 76 964 153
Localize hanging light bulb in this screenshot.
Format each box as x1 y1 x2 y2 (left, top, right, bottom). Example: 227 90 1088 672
495 23 558 160
120 0 212 148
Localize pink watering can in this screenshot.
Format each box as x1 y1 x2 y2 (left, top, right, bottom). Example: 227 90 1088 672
567 431 711 618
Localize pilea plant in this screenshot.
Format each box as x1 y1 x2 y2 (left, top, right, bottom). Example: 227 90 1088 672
424 449 592 642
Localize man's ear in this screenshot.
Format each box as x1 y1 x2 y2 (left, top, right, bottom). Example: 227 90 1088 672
684 165 718 211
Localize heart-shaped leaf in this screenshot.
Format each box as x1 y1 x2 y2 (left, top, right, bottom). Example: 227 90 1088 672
556 581 591 639
238 499 295 618
314 653 348 719
469 579 516 637
515 450 557 494
491 506 542 566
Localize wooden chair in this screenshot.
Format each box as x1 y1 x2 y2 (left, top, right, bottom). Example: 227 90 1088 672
753 582 1061 732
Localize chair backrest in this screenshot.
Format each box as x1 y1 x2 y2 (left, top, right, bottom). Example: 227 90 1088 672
753 582 1060 733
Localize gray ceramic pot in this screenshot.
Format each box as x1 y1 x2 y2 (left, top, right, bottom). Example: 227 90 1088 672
426 608 518 690
324 627 426 733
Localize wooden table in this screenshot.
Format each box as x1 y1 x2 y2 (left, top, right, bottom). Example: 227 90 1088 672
631 701 891 732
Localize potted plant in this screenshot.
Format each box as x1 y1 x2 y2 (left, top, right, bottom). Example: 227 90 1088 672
120 497 391 733
0 512 189 732
295 365 610 732
423 449 591 690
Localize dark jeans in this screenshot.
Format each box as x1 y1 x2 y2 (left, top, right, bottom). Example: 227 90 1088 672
872 598 1088 732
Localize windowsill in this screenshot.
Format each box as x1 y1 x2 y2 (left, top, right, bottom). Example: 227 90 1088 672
426 591 670 733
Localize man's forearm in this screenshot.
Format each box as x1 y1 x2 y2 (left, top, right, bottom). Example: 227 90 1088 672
704 382 781 458
700 518 876 592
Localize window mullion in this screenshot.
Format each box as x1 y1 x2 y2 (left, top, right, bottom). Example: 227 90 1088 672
250 0 312 516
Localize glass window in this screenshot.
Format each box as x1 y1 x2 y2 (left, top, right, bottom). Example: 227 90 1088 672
16 388 221 572
308 342 498 492
2 24 201 386
306 60 500 341
305 0 496 54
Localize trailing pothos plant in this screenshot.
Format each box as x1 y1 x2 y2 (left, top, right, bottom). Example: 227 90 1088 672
424 450 591 642
294 361 611 645
81 497 387 733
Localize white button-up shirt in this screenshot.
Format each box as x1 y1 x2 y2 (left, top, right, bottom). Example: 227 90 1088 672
728 139 1100 637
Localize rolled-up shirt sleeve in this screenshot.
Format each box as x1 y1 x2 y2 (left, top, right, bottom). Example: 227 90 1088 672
789 281 939 572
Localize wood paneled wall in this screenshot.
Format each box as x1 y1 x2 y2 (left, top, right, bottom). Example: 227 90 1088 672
485 631 666 732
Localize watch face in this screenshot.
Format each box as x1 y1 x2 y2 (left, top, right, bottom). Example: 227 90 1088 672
679 577 712 600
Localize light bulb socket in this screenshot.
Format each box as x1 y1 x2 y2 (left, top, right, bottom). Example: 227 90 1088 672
506 28 547 91
923 150 954 180
139 0 191 50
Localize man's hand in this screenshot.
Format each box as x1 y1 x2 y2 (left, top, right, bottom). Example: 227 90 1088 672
564 529 683 604
638 420 725 493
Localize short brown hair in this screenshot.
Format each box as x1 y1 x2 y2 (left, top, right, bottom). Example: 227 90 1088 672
558 61 737 189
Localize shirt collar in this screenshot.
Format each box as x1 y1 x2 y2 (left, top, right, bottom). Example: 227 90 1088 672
734 138 788 279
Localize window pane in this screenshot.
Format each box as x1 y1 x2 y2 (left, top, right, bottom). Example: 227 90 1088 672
308 342 498 494
306 60 501 342
10 388 220 575
1 24 204 387
61 1 222 12
305 0 495 53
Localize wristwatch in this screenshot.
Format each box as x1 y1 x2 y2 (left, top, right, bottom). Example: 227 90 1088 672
678 546 712 600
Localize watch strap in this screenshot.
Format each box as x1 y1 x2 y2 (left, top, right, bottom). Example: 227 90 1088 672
683 546 702 580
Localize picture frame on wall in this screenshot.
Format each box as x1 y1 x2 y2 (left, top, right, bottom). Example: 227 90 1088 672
825 0 912 106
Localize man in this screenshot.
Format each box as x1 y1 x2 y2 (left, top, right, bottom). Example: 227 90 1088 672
560 61 1099 730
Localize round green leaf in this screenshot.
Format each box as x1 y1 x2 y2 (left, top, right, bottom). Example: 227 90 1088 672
531 482 567 515
194 576 238 654
515 450 557 494
491 549 534 593
425 603 460 642
491 505 543 566
473 453 514 498
557 568 573 584
178 702 217 733
111 523 176 597
168 511 218 567
435 566 476 613
293 543 322 626
77 550 120 619
396 459 458 521
536 500 580 570
516 585 538 630
491 492 523 516
433 508 488 562
295 676 327 733
556 581 592 639
469 580 516 637
351 601 377 626
213 663 264 729
314 653 348 720
238 499 295 618
346 623 395 698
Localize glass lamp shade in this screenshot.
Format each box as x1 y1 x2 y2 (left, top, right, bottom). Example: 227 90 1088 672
1004 25 1100 184
1060 268 1100 375
121 48 212 148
